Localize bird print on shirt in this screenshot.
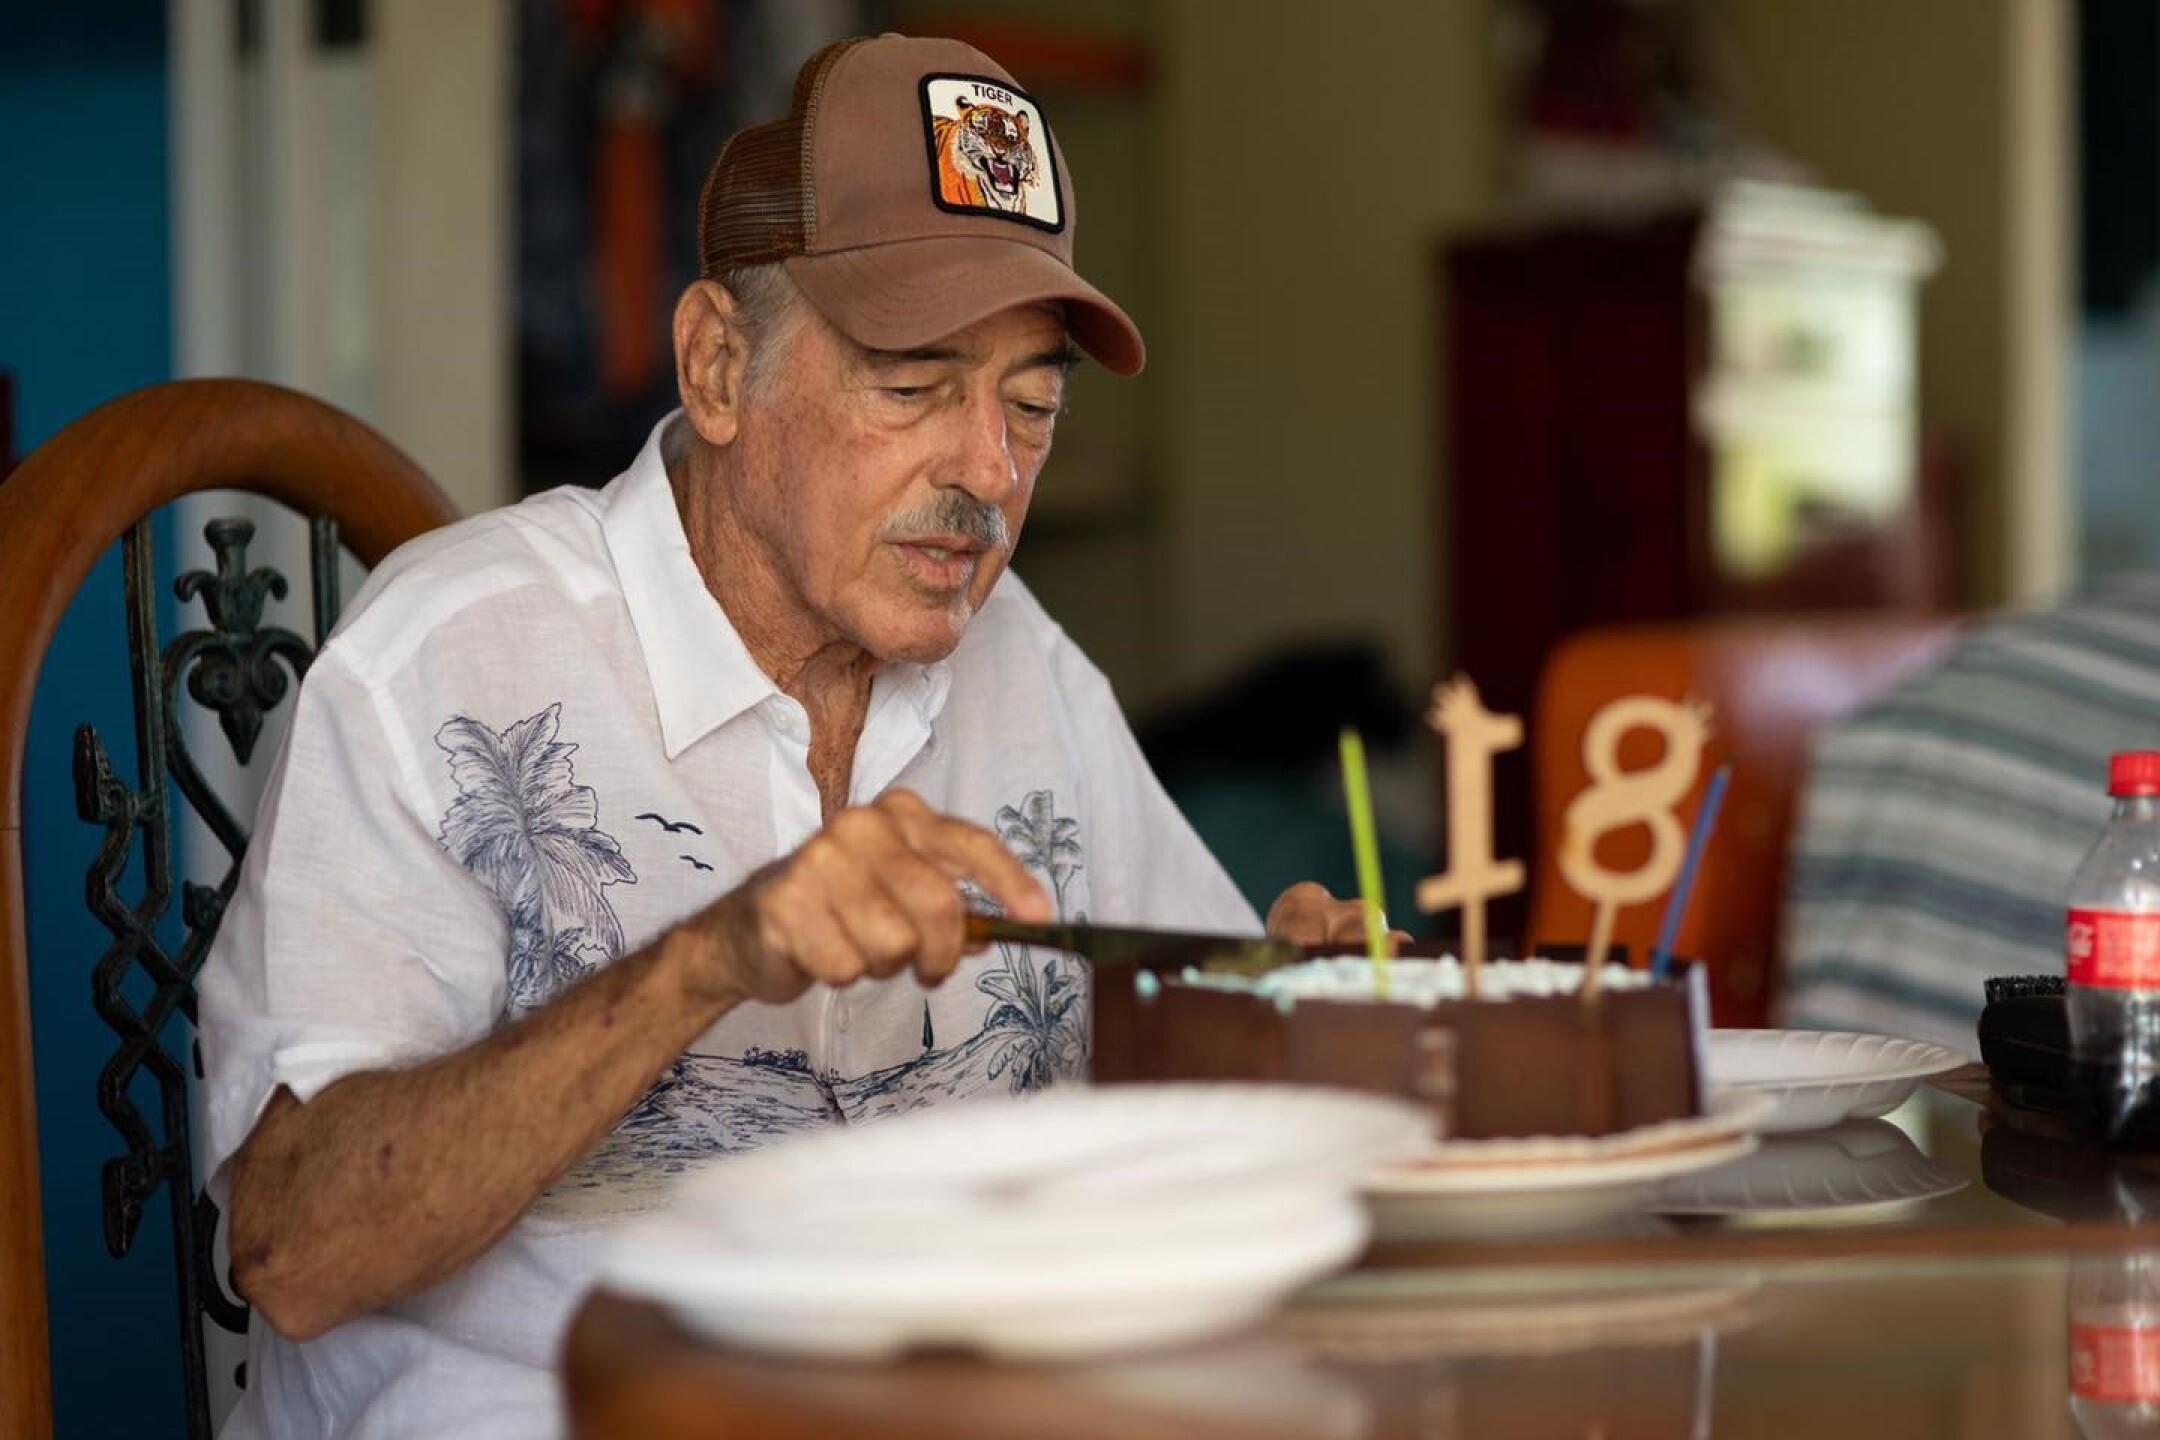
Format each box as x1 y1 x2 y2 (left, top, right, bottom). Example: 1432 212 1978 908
634 811 703 835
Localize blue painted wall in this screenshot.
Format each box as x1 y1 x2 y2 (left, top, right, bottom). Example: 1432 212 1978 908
1 1 187 1434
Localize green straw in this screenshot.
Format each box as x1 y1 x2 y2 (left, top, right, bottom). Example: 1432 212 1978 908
1337 727 1391 996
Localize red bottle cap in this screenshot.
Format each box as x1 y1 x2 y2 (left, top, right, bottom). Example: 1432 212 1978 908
2110 752 2160 797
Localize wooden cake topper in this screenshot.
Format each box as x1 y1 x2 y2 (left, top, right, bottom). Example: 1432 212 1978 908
1414 676 1525 993
1558 695 1713 1000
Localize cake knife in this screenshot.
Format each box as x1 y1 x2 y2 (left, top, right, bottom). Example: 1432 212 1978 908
963 913 1301 979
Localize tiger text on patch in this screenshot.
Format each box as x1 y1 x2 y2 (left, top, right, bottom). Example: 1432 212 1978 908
919 75 1063 231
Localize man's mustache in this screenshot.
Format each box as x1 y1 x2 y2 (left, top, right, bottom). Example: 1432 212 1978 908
879 493 1010 551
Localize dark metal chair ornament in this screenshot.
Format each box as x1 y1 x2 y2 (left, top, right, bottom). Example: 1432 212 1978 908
75 513 342 1437
0 379 460 1440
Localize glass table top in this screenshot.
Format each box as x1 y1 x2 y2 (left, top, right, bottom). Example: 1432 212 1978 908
569 1077 2160 1440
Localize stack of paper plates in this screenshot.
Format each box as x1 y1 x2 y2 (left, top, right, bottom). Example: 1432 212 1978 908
602 1084 1430 1360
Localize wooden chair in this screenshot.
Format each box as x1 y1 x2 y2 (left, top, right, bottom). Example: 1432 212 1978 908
1525 615 1966 1027
0 380 459 1439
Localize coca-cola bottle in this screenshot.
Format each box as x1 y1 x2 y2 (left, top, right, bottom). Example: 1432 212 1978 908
2068 752 2160 1145
2072 1252 2160 1438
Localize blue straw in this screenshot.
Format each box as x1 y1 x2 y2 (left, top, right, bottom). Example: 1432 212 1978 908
1651 764 1731 981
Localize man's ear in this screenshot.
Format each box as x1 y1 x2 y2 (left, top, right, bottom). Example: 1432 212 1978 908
674 279 751 447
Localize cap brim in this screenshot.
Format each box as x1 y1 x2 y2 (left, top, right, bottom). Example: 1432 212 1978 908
785 237 1145 376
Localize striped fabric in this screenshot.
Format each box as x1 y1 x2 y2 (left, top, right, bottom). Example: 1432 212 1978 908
1780 574 2160 1056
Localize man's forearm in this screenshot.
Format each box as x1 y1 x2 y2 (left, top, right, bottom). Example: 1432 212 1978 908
227 908 744 1340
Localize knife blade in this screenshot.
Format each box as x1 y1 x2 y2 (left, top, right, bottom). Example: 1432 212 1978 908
964 913 1301 979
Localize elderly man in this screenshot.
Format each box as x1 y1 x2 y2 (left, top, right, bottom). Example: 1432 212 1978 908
198 33 1364 1440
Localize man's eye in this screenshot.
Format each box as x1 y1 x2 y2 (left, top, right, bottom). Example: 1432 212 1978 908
1011 400 1061 421
883 386 930 401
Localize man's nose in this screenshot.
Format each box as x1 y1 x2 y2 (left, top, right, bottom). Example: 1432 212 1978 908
944 396 1019 504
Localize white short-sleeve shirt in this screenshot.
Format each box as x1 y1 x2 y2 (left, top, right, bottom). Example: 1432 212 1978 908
197 414 1259 1439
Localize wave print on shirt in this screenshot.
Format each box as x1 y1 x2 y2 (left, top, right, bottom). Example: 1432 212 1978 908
435 702 637 1017
533 1049 842 1221
534 962 1091 1223
835 951 1089 1121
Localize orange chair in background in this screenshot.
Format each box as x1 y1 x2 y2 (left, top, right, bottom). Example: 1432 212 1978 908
1525 616 1966 1028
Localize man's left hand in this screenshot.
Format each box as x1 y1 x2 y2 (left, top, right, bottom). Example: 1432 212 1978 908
1264 881 1405 950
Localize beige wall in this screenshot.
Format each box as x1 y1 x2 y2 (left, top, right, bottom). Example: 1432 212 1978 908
375 0 514 516
1719 0 2070 606
1150 0 1495 700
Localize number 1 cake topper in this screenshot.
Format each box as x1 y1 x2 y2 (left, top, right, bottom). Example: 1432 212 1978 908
1559 695 1714 999
1414 676 1525 995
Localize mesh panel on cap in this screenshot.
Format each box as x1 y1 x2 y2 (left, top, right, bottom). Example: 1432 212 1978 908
696 38 862 275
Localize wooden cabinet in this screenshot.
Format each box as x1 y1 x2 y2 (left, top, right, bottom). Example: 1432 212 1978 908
1440 186 1945 935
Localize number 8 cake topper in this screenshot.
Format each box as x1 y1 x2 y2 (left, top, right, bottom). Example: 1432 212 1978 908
1559 694 1713 998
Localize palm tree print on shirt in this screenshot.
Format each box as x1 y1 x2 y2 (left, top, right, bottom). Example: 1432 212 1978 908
977 789 1088 1089
436 702 637 1015
996 789 1083 911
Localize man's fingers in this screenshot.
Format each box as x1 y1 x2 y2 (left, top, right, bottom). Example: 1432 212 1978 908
1323 906 1370 944
757 862 864 989
879 791 1051 923
801 823 922 980
1265 881 1333 943
746 794 1053 1000
1267 882 1402 953
833 806 972 983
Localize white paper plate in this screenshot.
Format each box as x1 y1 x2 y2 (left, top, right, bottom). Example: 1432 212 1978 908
601 1084 1431 1360
1651 1117 1964 1218
1706 1029 1965 1133
1359 1091 1769 1240
1369 1087 1777 1171
1362 1132 1757 1241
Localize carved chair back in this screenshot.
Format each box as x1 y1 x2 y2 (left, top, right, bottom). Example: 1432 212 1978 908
0 379 460 1439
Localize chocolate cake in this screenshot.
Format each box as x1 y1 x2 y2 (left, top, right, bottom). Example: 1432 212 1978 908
1093 955 1706 1141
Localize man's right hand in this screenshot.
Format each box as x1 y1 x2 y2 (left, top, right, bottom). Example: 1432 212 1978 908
685 788 1053 1007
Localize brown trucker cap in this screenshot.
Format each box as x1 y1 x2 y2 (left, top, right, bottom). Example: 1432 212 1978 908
696 34 1144 375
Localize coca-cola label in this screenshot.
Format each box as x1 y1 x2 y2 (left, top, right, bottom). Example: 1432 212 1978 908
2068 910 2160 989
2073 1320 2160 1404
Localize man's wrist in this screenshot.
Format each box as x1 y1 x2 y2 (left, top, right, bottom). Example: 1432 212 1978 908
656 906 748 1016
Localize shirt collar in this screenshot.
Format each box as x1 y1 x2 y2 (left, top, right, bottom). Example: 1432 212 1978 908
601 412 955 761
602 413 778 759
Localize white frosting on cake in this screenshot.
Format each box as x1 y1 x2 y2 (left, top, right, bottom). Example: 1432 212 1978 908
1153 955 1659 1008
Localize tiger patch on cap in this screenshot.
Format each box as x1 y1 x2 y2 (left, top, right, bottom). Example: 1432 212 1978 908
919 76 1063 231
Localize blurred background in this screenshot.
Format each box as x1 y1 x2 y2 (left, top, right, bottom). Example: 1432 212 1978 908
0 0 2143 1430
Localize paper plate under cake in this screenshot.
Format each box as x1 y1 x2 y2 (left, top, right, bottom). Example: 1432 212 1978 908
1357 1090 1770 1241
